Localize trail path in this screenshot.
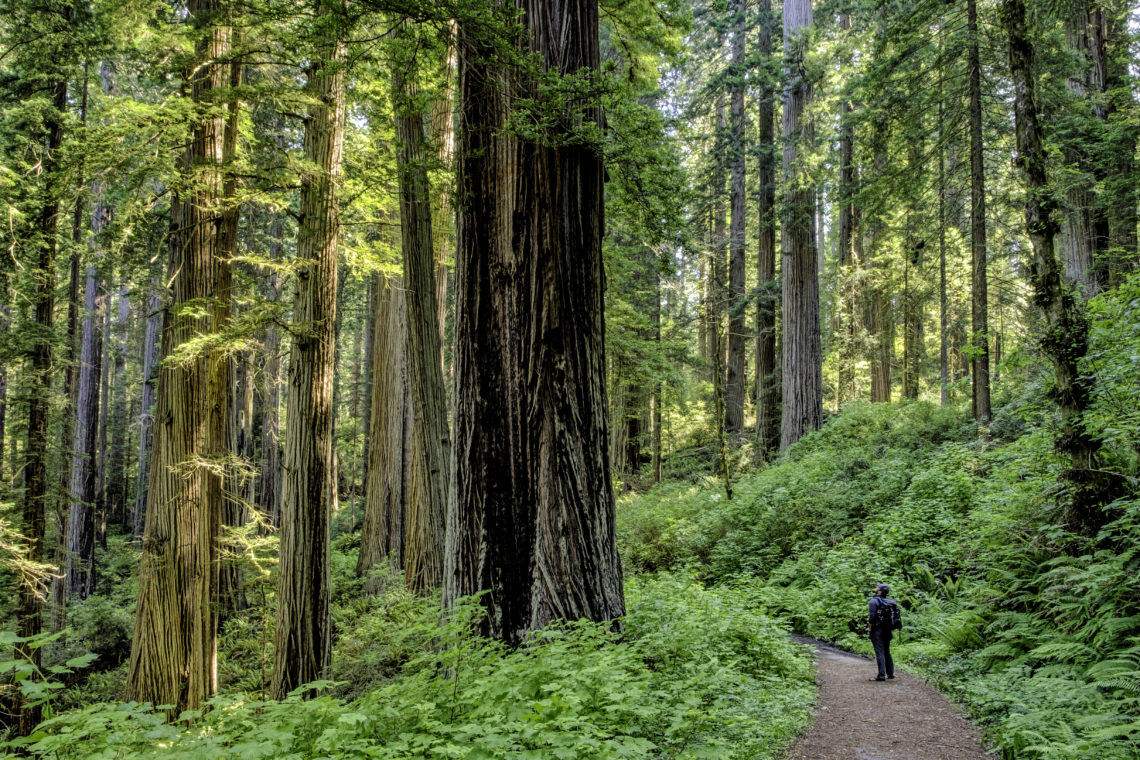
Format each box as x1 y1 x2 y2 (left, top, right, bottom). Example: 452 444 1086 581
784 638 990 760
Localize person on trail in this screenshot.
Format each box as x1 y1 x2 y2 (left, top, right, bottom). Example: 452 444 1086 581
868 582 896 681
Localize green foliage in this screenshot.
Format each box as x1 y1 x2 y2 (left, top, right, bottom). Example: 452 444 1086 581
617 294 1140 759
6 575 813 759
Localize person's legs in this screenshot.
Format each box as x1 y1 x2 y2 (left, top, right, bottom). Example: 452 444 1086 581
883 631 894 678
871 629 888 679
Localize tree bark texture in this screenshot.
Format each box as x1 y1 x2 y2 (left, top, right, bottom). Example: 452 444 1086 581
16 69 68 738
725 0 747 436
271 18 346 698
444 0 625 645
968 0 991 423
134 284 162 536
780 0 822 451
867 118 892 404
357 275 409 583
65 266 103 599
392 67 450 593
754 0 779 456
126 3 232 713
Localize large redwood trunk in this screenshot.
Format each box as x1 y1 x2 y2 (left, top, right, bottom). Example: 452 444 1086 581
779 0 822 451
443 0 625 644
271 8 345 697
126 2 232 713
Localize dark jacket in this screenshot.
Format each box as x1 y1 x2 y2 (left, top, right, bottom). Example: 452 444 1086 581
869 595 897 630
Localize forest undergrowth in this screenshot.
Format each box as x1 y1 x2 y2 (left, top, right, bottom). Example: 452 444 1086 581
2 544 815 758
620 276 1140 760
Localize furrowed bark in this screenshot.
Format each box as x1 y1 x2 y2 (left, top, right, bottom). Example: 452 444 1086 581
754 0 780 456
444 0 625 644
391 63 449 593
271 8 346 697
126 2 232 712
780 0 822 451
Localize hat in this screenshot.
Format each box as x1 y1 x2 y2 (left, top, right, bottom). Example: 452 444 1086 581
876 583 890 595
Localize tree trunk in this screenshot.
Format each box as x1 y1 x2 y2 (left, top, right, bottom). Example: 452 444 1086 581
1004 0 1118 532
126 3 232 713
444 0 625 644
16 68 68 739
257 215 283 527
218 54 246 618
106 287 131 533
724 0 747 436
271 10 345 697
134 283 162 536
391 64 450 593
754 0 780 456
780 0 821 451
65 266 103 600
968 0 991 423
357 275 409 582
357 273 377 495
868 118 892 404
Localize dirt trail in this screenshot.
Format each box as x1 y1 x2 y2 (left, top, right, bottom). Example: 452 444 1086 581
784 639 990 760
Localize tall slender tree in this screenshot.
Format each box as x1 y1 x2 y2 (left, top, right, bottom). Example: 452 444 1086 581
754 0 779 455
780 0 821 450
724 0 747 435
967 0 990 422
271 0 347 698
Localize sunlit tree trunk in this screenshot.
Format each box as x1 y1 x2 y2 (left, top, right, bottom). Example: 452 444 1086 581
444 0 625 644
271 6 346 697
126 2 231 713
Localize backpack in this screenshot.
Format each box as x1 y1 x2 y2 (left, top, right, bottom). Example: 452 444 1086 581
876 598 903 631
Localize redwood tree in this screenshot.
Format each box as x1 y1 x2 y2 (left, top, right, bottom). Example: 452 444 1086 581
271 2 346 697
443 0 625 644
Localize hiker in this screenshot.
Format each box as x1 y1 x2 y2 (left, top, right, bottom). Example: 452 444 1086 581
868 582 899 681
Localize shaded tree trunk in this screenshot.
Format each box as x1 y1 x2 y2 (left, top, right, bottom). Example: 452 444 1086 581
1005 0 1118 532
780 0 821 451
257 215 283 527
133 283 162 536
65 267 103 600
754 0 780 456
16 68 69 739
357 275 409 583
391 64 450 593
443 0 625 644
724 0 747 435
968 0 991 422
271 10 346 697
